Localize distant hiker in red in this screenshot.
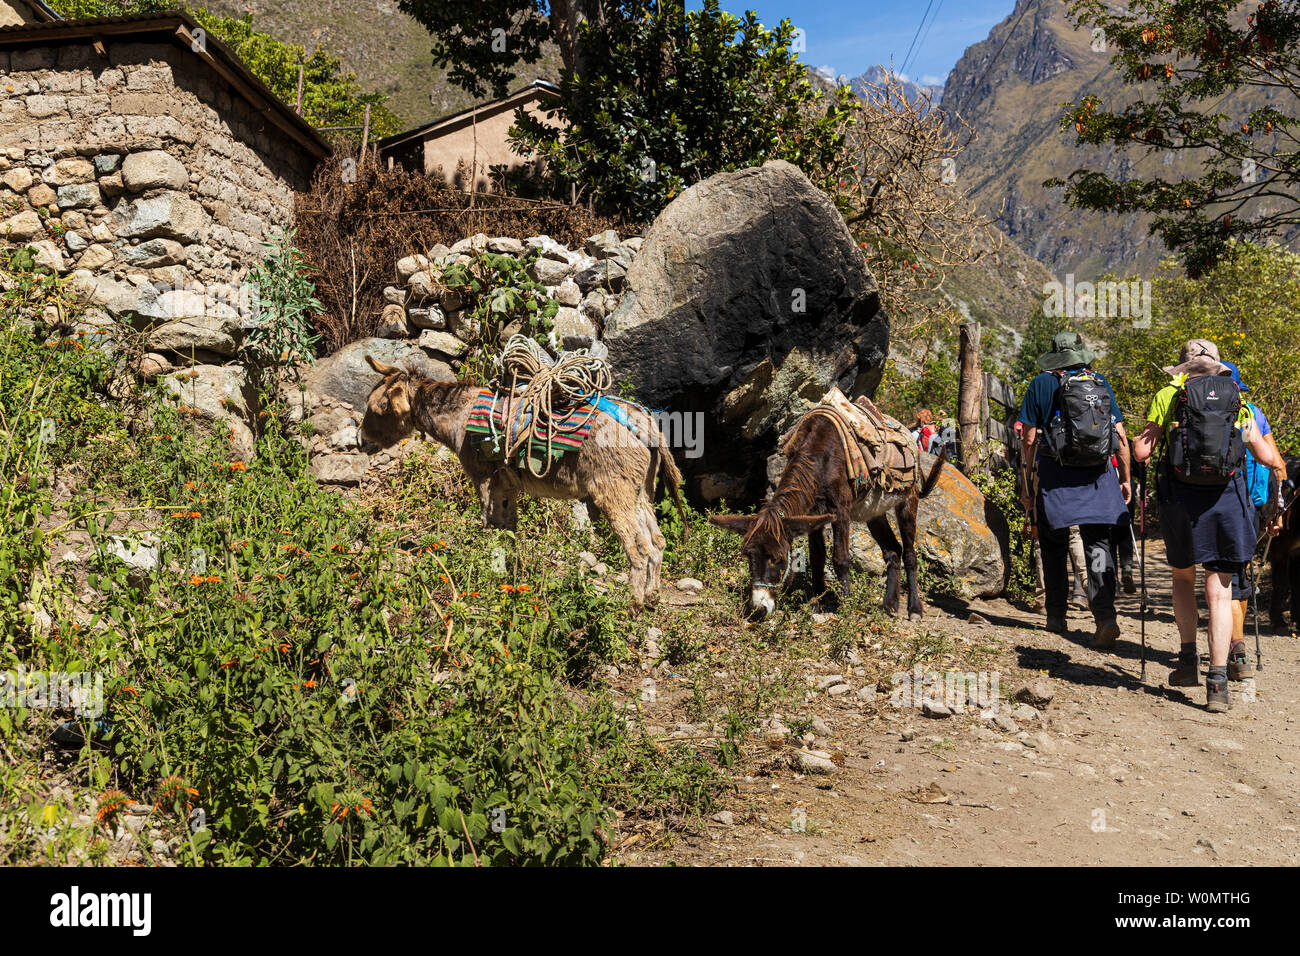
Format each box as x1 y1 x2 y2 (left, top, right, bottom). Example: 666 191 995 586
1017 332 1131 648
1132 340 1287 713
911 409 938 453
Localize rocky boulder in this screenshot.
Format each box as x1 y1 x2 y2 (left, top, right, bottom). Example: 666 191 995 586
161 365 258 461
604 160 887 503
849 453 1008 598
301 337 455 411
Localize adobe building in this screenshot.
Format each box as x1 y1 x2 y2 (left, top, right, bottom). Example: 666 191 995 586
378 78 559 192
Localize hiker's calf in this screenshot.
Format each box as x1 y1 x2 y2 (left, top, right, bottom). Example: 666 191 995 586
1267 456 1300 632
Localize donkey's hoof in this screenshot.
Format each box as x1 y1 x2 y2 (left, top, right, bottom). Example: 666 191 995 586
909 613 924 623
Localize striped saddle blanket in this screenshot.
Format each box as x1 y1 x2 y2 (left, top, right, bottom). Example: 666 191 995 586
464 388 642 470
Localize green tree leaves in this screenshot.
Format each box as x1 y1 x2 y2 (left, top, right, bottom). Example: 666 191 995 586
508 0 856 220
1056 0 1300 275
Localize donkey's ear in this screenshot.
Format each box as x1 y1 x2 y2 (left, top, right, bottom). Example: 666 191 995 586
709 514 756 535
783 513 834 534
366 354 401 376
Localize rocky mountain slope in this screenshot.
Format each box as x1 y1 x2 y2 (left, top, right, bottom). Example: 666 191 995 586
204 0 561 128
943 0 1291 279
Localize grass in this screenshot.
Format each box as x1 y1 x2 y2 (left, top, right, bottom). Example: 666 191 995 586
0 276 730 865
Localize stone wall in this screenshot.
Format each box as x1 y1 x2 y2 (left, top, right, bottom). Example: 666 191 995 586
297 229 639 486
1 37 320 462
376 228 638 367
0 39 315 306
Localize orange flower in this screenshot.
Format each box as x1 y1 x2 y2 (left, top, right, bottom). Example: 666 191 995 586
95 789 130 826
500 584 515 593
517 584 532 593
188 574 204 585
229 462 246 471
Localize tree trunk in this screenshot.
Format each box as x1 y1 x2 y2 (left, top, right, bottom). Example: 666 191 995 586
549 0 608 82
957 322 984 472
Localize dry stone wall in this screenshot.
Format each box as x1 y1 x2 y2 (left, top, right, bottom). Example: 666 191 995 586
1 38 319 460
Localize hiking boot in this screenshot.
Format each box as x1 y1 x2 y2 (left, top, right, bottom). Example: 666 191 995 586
1169 650 1201 687
1206 673 1232 713
1070 586 1090 610
1121 566 1136 594
1046 614 1068 635
1091 619 1120 649
1227 641 1254 680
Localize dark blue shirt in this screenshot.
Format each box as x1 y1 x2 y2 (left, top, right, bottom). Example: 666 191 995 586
1017 368 1127 529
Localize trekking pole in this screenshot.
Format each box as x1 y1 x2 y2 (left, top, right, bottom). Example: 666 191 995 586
1248 550 1263 671
1137 480 1148 681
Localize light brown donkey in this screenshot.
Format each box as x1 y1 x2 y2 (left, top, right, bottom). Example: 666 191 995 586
359 356 686 606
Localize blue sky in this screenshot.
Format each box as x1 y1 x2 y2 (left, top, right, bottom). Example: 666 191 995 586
696 0 1017 88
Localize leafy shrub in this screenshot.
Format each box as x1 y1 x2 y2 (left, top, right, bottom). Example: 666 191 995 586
0 263 721 865
242 229 323 388
1092 242 1300 454
437 249 559 378
509 0 856 220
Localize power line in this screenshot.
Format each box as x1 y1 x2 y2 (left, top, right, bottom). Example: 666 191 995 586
952 0 1035 120
902 0 945 80
899 0 937 80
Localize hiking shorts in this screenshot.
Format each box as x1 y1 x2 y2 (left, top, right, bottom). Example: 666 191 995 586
1158 469 1254 570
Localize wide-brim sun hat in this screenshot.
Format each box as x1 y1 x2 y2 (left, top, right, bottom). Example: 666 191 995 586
1037 331 1095 371
1163 338 1230 378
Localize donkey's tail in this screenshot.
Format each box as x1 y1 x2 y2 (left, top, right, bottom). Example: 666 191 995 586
656 446 689 540
919 448 948 499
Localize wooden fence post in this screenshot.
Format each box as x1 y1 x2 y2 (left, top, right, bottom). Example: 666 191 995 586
957 322 984 471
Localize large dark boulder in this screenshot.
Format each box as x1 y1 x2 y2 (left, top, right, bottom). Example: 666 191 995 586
604 160 888 503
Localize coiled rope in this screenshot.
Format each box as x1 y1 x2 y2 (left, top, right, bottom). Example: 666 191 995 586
490 335 614 477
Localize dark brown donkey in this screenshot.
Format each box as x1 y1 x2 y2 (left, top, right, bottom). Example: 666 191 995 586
710 414 946 619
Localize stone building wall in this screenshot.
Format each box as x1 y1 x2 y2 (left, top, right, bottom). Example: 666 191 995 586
0 39 316 306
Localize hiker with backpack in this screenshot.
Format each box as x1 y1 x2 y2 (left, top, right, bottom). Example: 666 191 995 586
1131 340 1287 713
1017 332 1131 647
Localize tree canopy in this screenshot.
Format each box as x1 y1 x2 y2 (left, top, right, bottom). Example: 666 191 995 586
1055 0 1300 275
507 0 855 220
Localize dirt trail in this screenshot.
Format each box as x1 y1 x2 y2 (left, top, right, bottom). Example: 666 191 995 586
627 540 1300 866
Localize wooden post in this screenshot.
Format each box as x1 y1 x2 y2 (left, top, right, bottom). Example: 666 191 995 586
295 63 304 115
359 104 371 159
957 322 984 471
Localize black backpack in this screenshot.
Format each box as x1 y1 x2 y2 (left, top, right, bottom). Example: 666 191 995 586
1168 375 1246 485
1044 369 1117 467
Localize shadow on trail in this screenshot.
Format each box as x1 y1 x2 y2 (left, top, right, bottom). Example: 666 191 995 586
1009 642 1198 705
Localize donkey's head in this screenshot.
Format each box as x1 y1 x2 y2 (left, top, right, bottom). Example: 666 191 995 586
709 506 832 618
360 355 416 448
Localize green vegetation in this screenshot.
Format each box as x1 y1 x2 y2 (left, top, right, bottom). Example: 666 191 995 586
436 249 560 379
1091 241 1300 453
509 0 856 220
0 250 727 866
1060 0 1300 275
